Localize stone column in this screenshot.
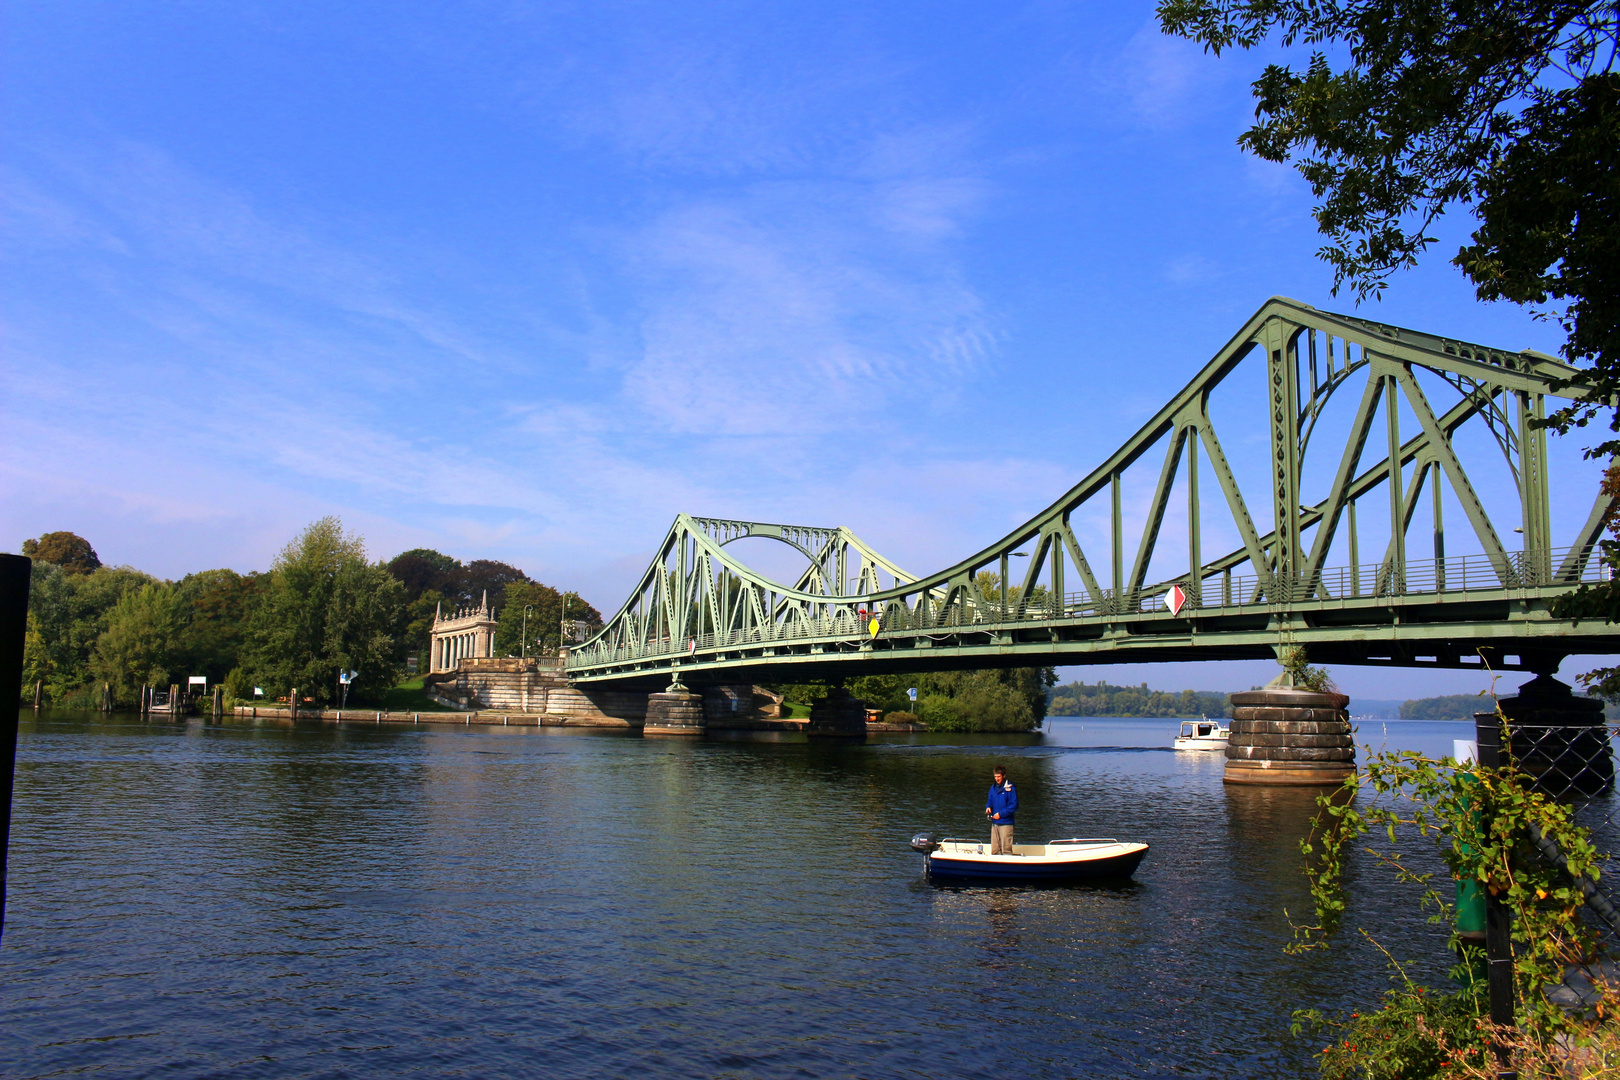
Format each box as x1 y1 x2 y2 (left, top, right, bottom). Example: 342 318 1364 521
805 684 868 739
644 676 705 737
1224 688 1355 786
1483 673 1614 797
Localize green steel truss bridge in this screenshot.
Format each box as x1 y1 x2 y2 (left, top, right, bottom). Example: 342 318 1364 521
567 298 1620 689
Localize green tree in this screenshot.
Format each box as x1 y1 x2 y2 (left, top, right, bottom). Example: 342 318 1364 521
175 568 263 684
243 518 405 704
90 583 185 704
463 559 530 611
494 581 602 656
1157 1 1619 450
1047 680 1231 718
22 531 102 574
26 561 158 704
386 548 463 603
770 667 1055 731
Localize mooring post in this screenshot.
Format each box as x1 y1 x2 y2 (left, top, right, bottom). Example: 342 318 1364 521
31 681 42 711
212 685 222 718
1 553 34 941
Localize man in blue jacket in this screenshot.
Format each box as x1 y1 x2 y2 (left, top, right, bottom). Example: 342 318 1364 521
985 765 1018 854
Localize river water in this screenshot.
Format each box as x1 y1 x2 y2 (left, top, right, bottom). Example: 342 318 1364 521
0 711 1532 1078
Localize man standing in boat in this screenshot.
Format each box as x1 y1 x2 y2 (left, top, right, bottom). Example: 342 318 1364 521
985 765 1017 854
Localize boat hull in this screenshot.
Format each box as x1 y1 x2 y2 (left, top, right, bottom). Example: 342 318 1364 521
925 842 1148 883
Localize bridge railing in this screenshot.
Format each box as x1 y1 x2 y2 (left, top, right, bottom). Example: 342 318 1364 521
568 545 1606 669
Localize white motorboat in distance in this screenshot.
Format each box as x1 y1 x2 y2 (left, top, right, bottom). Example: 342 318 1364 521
910 835 1149 883
1173 717 1229 751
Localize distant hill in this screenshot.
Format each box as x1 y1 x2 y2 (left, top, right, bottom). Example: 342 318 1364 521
1399 694 1494 722
1048 681 1229 718
1400 692 1620 722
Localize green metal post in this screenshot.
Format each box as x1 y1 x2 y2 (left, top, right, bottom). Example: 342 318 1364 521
1349 499 1360 597
1434 469 1446 591
1266 320 1303 601
1386 374 1406 594
1188 425 1201 606
1111 471 1123 610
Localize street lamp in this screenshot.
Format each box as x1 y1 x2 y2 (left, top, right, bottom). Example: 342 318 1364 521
559 593 570 652
521 605 535 658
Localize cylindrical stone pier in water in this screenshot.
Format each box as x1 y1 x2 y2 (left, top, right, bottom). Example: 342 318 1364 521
1480 673 1614 797
805 686 868 739
644 682 706 737
1224 688 1355 786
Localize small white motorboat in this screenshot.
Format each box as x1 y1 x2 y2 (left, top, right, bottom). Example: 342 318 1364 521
909 835 1149 883
1173 716 1229 751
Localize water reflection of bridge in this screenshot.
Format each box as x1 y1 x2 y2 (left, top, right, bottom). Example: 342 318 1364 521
570 298 1619 691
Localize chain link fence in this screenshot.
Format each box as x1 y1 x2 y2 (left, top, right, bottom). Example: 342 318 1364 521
1476 699 1620 1018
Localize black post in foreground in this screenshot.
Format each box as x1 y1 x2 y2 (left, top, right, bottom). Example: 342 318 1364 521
0 554 33 942
1474 710 1518 1080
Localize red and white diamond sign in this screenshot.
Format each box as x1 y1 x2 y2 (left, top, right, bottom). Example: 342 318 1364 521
1167 584 1187 616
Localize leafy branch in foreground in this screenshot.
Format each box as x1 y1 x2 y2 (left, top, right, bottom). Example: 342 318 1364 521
1285 728 1616 1077
1157 0 1620 457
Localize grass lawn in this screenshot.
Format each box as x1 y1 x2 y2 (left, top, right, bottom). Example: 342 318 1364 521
779 701 813 718
376 677 463 713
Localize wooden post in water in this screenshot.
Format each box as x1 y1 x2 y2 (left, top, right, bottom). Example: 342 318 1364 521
31 681 42 710
1 553 33 940
169 684 179 717
212 685 223 718
289 687 297 719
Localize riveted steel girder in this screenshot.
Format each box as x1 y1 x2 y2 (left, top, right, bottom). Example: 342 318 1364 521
569 298 1616 687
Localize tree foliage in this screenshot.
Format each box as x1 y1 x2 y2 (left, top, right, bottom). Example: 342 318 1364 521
23 531 102 575
18 524 597 709
493 581 602 656
1157 0 1620 453
771 668 1057 732
242 517 404 704
1287 739 1613 1077
1048 680 1230 718
90 584 185 702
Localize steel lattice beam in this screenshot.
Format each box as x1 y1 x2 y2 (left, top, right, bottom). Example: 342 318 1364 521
569 298 1618 687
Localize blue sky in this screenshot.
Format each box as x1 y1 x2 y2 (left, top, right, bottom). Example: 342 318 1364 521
3 1 1607 699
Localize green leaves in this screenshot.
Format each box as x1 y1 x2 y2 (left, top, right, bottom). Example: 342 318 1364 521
1289 724 1608 1067
241 518 406 705
1158 0 1620 457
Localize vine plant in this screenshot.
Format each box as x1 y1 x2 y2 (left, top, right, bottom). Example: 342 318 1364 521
1286 717 1617 1078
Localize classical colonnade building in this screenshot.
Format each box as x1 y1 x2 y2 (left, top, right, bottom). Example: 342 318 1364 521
429 594 498 674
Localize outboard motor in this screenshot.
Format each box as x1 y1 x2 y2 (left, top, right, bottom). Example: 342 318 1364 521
909 832 940 854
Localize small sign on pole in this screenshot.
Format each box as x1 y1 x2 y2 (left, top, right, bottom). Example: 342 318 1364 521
907 687 917 702
1167 583 1188 616
188 676 207 688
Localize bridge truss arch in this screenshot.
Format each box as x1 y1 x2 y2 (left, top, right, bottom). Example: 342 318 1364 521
569 298 1620 688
